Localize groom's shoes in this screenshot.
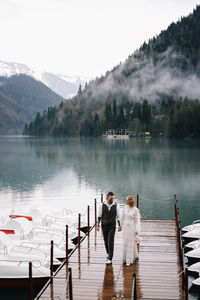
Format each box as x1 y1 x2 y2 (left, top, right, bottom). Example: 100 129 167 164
106 259 112 265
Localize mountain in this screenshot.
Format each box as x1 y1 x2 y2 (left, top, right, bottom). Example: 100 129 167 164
0 89 27 134
0 60 87 99
0 74 64 134
25 5 200 137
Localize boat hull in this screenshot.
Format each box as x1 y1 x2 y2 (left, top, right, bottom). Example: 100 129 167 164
0 277 49 289
80 226 91 233
187 257 200 265
189 277 200 294
183 236 199 244
188 262 200 278
107 135 129 139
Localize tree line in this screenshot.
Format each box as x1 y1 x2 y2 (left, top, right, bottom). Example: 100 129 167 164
23 96 200 138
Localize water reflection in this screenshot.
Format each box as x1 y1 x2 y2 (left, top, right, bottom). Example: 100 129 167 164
100 265 115 300
121 263 141 299
0 136 200 224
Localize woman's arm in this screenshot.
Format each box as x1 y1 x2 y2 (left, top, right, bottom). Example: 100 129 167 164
135 208 141 235
120 207 125 226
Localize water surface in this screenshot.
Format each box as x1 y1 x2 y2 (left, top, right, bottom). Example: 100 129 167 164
0 136 200 226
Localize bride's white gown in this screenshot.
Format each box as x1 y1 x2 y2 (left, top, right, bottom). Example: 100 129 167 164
121 205 141 264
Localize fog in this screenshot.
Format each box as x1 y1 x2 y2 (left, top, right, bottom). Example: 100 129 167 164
87 46 200 103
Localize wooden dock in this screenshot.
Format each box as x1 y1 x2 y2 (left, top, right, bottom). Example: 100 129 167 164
36 219 185 300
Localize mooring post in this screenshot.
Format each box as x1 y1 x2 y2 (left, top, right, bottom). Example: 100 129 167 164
174 194 177 224
87 205 90 235
78 213 81 246
69 267 73 300
133 273 137 300
137 194 139 209
29 262 33 300
66 225 68 264
94 198 97 225
50 240 53 284
185 268 188 300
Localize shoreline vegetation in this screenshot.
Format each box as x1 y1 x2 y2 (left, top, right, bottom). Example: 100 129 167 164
23 97 200 138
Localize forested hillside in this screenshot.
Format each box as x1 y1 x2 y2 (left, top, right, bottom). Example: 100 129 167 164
0 74 64 134
24 5 200 137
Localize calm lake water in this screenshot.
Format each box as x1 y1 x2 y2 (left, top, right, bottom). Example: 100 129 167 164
0 136 200 226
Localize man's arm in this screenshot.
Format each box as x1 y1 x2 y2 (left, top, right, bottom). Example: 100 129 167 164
97 216 101 226
96 203 103 231
116 204 122 231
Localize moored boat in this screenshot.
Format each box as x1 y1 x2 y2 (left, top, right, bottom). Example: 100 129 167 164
184 239 200 253
0 260 50 289
185 248 200 264
188 262 200 278
182 220 200 233
190 277 200 294
105 129 133 139
182 229 200 243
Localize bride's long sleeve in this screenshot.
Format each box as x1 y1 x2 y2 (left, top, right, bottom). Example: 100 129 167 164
121 207 125 226
135 208 141 235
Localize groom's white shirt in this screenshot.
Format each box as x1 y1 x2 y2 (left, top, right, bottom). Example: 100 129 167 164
98 200 121 221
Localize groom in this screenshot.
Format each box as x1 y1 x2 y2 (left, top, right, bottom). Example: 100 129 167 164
96 191 122 265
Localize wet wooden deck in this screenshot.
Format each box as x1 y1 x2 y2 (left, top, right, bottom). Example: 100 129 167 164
36 220 185 300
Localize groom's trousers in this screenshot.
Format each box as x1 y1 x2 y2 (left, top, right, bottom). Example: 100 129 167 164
102 224 116 260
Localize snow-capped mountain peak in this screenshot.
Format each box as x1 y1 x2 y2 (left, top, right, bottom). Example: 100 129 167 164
0 60 87 99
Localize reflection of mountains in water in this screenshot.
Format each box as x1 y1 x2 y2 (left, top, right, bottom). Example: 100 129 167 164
1 136 200 222
0 137 67 191
23 137 200 201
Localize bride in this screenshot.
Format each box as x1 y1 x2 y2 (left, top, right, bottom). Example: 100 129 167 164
121 195 141 266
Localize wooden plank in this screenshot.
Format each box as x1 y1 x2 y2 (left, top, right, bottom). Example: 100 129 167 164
36 220 184 300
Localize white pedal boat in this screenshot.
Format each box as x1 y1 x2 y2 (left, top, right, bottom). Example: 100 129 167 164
182 229 200 243
0 260 50 289
190 277 200 293
188 262 200 277
0 232 61 271
184 240 200 252
182 220 200 233
185 248 200 264
4 217 76 248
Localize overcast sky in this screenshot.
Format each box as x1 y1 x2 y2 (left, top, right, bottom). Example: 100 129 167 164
0 0 200 78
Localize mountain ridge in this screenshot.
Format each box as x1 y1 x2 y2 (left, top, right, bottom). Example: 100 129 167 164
0 74 65 134
0 60 87 99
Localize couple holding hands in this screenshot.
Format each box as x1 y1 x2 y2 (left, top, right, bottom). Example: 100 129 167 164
96 191 141 266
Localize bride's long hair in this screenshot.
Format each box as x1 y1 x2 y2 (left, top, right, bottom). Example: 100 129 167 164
126 195 135 207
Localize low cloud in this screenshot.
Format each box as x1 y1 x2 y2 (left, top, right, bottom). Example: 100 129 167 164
87 46 200 103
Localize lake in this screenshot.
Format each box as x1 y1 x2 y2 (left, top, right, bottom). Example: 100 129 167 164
0 136 200 226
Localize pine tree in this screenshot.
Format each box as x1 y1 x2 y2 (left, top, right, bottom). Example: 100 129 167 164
78 84 82 96
118 104 126 128
104 101 112 129
112 99 117 128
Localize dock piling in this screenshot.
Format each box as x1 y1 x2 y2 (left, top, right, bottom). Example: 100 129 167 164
94 198 97 225
78 213 81 246
69 267 73 300
132 273 137 300
66 225 68 263
185 268 188 300
29 262 33 300
87 205 90 235
50 240 54 284
137 194 139 208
